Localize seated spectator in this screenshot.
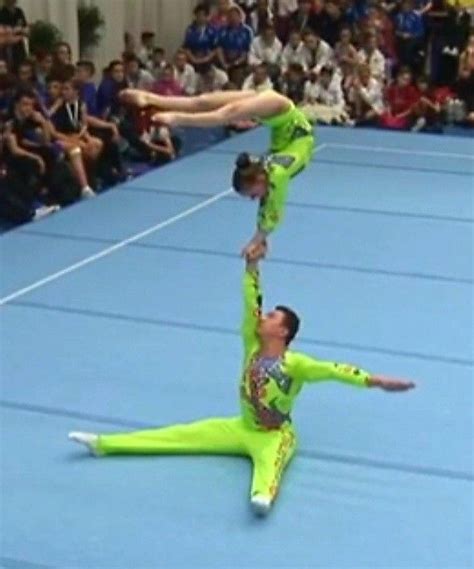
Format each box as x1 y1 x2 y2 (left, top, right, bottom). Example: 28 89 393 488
173 49 197 95
410 74 443 131
16 58 34 88
0 71 15 118
348 63 384 125
379 66 419 129
279 62 306 104
124 53 154 90
151 47 167 80
137 31 155 70
76 60 98 116
302 29 333 76
242 62 274 91
395 0 425 72
289 0 319 35
334 27 358 71
34 51 53 100
4 89 77 210
248 22 282 81
364 4 397 63
154 63 184 96
0 0 28 70
183 3 218 72
53 41 73 73
140 121 181 164
195 63 229 93
300 64 351 124
44 75 62 117
0 56 7 75
357 30 386 83
458 31 474 77
281 30 307 74
49 78 103 197
217 5 253 86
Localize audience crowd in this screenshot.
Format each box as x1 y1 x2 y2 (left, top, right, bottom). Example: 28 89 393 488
0 0 472 225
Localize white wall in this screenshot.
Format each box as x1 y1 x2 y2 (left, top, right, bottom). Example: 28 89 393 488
20 0 196 69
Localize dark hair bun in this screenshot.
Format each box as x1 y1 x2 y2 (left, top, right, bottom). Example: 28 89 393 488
235 153 251 169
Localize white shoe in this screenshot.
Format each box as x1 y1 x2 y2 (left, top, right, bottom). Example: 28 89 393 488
81 186 96 199
33 204 60 221
68 432 100 455
411 117 426 132
250 494 272 517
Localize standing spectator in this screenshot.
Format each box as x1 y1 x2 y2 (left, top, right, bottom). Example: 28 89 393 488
318 0 346 47
334 27 358 70
273 0 298 42
217 5 253 86
210 0 233 28
302 29 333 76
380 66 419 129
195 62 229 93
248 23 282 80
279 62 306 103
137 31 155 70
151 47 167 80
173 49 197 95
242 62 274 91
289 0 319 35
281 30 307 73
245 0 274 35
348 64 384 125
357 30 386 83
183 3 218 72
0 0 27 70
124 53 154 90
395 0 425 72
153 63 184 96
346 0 369 26
365 4 397 63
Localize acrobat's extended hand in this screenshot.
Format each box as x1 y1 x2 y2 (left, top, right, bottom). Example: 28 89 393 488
245 239 268 265
367 376 416 392
152 111 177 127
120 89 151 109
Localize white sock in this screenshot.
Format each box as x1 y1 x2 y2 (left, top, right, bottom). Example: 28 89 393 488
81 186 96 199
68 432 100 455
250 494 272 517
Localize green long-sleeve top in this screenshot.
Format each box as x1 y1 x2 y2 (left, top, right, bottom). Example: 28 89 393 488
240 268 370 430
257 103 314 235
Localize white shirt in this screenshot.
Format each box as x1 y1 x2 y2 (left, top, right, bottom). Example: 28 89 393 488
242 73 273 92
249 36 282 66
174 63 197 95
281 42 308 73
275 0 298 17
352 78 384 113
357 48 386 82
196 66 229 93
304 76 345 107
302 39 333 74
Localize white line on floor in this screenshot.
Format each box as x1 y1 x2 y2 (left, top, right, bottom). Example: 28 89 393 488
325 142 474 160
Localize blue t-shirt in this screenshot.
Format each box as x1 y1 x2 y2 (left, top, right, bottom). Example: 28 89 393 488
183 23 218 56
396 11 424 38
80 82 98 117
218 23 253 60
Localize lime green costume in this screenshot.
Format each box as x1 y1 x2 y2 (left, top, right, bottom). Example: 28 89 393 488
258 102 315 235
96 268 370 504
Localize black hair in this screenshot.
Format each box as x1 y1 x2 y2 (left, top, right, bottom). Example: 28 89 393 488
232 152 266 193
13 88 36 104
194 3 210 16
275 305 300 345
77 60 96 76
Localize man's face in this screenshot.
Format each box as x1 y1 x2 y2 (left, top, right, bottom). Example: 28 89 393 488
304 34 318 50
175 53 187 70
18 64 32 83
111 64 125 83
258 309 287 342
320 71 331 87
39 54 53 73
195 9 208 26
48 80 61 100
397 71 411 87
76 65 91 83
126 60 140 76
289 32 301 48
228 8 241 26
16 96 34 118
61 82 76 102
254 66 267 84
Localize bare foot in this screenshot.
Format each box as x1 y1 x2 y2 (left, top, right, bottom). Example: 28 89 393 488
152 111 176 127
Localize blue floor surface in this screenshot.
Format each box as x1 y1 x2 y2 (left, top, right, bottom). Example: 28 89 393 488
0 126 472 569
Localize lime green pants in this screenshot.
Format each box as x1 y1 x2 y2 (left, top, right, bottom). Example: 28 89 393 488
97 416 297 501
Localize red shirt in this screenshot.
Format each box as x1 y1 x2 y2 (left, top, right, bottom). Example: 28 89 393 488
385 83 419 114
